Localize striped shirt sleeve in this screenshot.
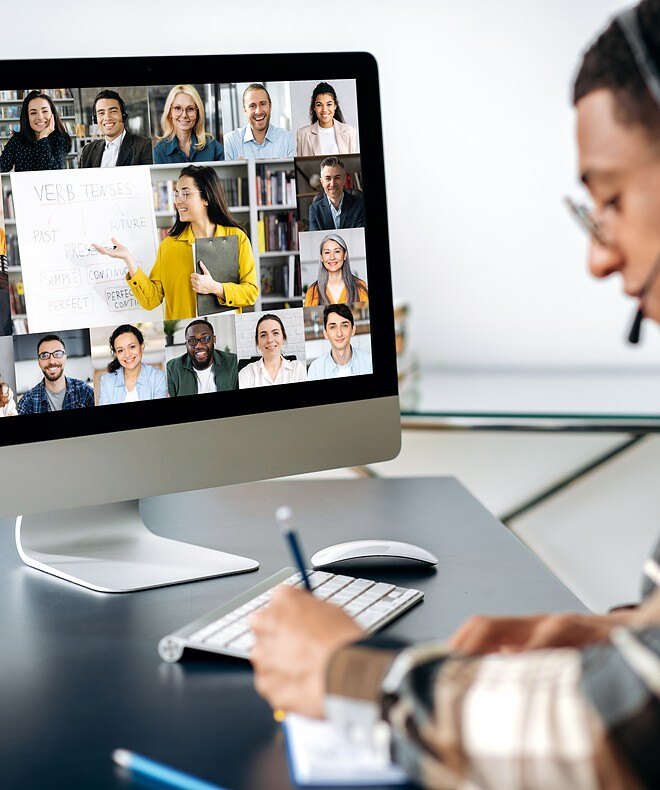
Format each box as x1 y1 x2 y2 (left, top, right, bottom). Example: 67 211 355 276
326 629 659 788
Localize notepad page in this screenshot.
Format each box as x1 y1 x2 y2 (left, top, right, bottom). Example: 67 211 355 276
283 713 407 786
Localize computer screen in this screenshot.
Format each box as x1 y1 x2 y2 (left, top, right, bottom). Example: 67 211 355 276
0 55 400 591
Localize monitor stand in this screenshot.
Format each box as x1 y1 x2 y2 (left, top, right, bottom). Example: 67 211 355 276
15 500 259 593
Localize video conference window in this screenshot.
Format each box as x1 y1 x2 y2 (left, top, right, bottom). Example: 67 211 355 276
90 322 167 405
289 80 360 157
165 313 238 397
236 308 307 388
300 228 368 306
305 302 372 380
0 78 371 416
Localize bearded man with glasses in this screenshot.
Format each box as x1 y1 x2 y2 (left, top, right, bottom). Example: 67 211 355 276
166 319 238 397
17 334 94 414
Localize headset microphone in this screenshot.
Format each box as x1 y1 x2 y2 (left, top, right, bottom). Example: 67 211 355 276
627 252 660 344
615 7 660 344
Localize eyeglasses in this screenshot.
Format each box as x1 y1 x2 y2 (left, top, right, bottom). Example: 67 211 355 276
186 335 213 347
38 350 65 360
564 197 610 246
173 189 202 201
171 106 197 116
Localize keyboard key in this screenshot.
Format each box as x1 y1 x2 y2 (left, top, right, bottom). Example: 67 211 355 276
228 632 255 653
159 568 423 663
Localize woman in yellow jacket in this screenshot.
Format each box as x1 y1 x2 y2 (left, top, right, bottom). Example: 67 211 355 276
95 165 258 320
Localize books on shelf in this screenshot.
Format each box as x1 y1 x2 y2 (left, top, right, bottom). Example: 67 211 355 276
3 185 14 219
344 171 362 191
255 164 296 206
260 260 289 297
152 176 248 214
7 279 25 315
5 231 20 267
257 210 298 253
0 88 72 101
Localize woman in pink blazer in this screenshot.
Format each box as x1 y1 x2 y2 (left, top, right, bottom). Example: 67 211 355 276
296 82 358 156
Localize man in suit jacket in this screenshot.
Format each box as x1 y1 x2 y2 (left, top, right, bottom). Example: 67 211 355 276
79 90 153 168
308 156 365 231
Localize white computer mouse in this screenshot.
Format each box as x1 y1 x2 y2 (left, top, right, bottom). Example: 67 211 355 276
311 539 438 570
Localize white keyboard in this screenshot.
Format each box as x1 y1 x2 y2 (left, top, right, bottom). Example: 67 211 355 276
158 567 423 663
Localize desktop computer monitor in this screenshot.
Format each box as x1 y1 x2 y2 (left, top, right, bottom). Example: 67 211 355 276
0 54 400 592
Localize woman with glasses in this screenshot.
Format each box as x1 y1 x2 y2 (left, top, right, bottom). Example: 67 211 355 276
304 232 368 306
153 85 224 164
0 90 71 172
98 324 167 405
94 165 258 321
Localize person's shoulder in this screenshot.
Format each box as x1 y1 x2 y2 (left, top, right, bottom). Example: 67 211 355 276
306 354 326 378
81 138 102 159
167 353 187 368
216 349 238 364
68 376 92 389
220 225 249 243
23 379 44 395
224 126 242 145
346 189 363 204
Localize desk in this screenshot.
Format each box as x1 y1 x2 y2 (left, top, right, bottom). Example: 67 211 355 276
0 478 585 790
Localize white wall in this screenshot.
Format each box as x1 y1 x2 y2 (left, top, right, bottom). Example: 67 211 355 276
3 0 654 376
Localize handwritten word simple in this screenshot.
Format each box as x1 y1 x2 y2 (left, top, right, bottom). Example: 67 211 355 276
41 270 82 290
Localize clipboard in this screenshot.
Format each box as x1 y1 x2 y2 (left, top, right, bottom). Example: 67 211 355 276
194 236 239 316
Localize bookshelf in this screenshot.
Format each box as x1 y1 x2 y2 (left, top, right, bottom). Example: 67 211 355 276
253 159 302 308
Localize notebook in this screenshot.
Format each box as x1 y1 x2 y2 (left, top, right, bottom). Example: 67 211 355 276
193 236 239 316
283 713 407 786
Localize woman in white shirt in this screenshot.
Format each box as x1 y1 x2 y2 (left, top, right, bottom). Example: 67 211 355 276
0 376 17 416
239 313 306 388
296 82 358 157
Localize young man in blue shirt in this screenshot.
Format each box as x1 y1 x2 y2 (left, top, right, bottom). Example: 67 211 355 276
223 84 294 161
307 304 372 380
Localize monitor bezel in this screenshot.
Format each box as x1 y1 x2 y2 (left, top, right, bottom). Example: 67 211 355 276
0 52 398 449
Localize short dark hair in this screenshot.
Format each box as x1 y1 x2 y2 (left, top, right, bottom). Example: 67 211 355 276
93 89 127 119
573 0 660 135
320 156 345 172
185 319 214 335
323 303 354 328
242 83 271 106
37 334 66 355
255 313 287 347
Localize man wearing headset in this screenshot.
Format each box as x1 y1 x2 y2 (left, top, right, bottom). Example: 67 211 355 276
251 2 660 787
79 89 153 168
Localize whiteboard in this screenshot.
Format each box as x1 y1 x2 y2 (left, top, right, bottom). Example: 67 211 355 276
12 166 162 332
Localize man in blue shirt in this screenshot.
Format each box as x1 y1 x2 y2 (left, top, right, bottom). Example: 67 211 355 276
17 334 94 414
307 303 372 380
223 84 294 160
